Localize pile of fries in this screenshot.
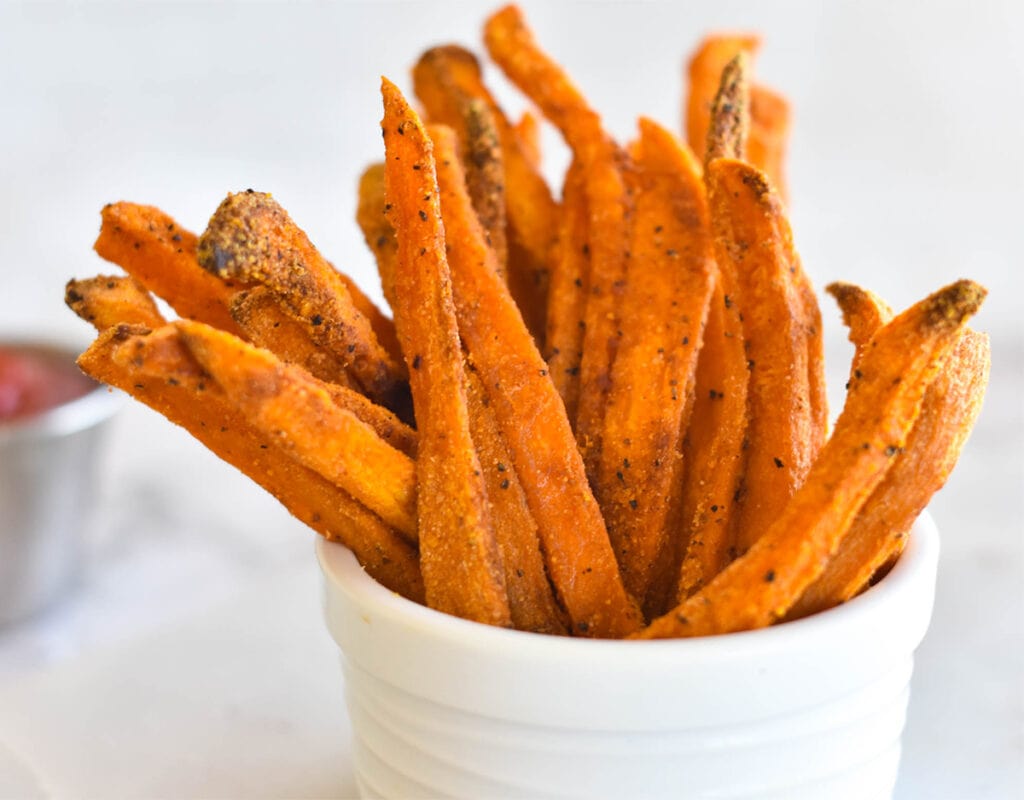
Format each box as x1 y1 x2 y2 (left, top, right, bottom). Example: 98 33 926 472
66 5 989 639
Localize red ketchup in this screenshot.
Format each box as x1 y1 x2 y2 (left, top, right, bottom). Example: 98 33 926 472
0 344 96 422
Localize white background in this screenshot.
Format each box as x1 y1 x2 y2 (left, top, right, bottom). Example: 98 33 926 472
0 2 1021 798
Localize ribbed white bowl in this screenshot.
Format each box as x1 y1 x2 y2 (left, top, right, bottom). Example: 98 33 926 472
318 513 939 800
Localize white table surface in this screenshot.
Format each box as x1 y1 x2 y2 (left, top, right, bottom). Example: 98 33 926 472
0 3 1021 798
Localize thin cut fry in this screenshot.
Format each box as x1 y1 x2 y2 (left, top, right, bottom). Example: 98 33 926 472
78 323 423 601
382 79 511 627
708 156 815 552
413 44 556 340
704 54 750 167
670 281 750 604
230 287 358 391
544 159 589 423
484 4 631 476
465 365 568 634
636 279 987 638
176 319 419 540
356 163 400 311
597 118 715 602
65 275 167 331
685 34 791 197
94 202 245 336
335 270 403 366
197 191 408 412
827 281 895 356
431 112 641 637
794 330 989 615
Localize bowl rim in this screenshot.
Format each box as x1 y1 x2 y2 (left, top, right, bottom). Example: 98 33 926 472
317 510 939 657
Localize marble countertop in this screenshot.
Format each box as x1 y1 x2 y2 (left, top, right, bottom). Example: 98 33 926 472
0 3 1021 798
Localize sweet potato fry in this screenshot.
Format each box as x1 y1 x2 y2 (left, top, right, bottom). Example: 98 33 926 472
77 323 423 602
636 279 987 638
792 329 990 618
484 4 631 474
382 79 511 627
685 34 791 197
230 287 358 390
597 118 715 602
413 44 556 340
94 202 245 336
670 281 750 604
465 364 568 634
175 318 418 540
827 281 895 357
431 112 641 637
704 54 750 167
543 158 589 422
196 191 408 412
356 162 399 311
65 275 167 331
708 156 816 552
335 270 403 366
412 57 508 274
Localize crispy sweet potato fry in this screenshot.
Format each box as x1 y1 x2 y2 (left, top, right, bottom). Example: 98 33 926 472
685 34 791 197
413 44 556 340
544 159 589 422
804 330 989 613
484 4 631 474
65 275 167 331
431 111 641 637
827 281 895 357
465 365 568 634
382 80 512 627
356 162 399 311
78 324 423 601
230 287 358 390
412 57 508 274
335 270 403 366
177 319 419 539
94 202 245 336
708 156 815 552
670 281 750 604
704 54 750 167
597 118 715 602
196 191 408 412
636 280 987 638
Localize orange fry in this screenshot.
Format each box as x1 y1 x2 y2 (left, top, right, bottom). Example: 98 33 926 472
197 191 408 412
382 79 511 627
792 329 989 615
356 162 400 311
65 275 167 331
176 319 419 541
94 202 245 335
685 34 791 197
484 5 631 474
230 287 358 391
78 324 423 601
597 118 714 602
828 281 895 357
413 44 556 340
544 158 589 423
637 279 987 638
670 281 750 605
431 114 641 637
465 366 568 634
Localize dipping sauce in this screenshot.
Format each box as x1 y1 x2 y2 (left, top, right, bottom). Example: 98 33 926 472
0 344 97 422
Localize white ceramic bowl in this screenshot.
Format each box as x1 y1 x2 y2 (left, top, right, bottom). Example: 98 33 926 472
319 513 939 800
